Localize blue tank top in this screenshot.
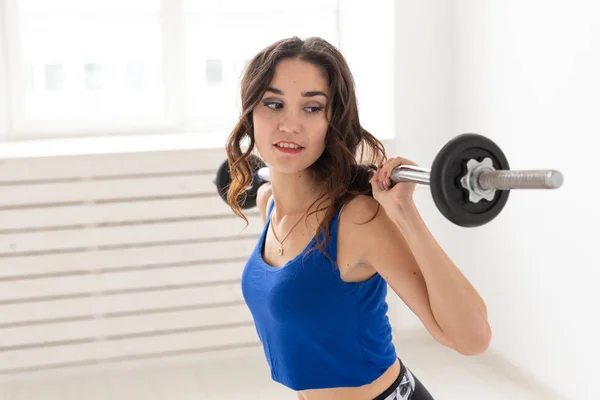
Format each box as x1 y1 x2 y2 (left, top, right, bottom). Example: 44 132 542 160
241 199 397 391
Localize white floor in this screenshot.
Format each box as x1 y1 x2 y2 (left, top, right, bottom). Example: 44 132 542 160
0 333 563 400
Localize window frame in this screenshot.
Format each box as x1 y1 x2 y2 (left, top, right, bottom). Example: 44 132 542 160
1 0 16 141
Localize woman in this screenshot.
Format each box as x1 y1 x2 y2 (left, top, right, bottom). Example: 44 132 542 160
225 37 491 400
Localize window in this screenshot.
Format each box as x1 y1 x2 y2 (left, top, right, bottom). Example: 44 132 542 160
83 63 104 91
205 60 223 85
125 62 148 89
1 1 394 142
182 0 339 132
0 0 339 139
6 0 164 133
44 64 64 91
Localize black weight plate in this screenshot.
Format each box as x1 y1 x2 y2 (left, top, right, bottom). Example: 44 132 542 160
244 155 267 209
214 155 267 209
430 133 510 227
215 159 232 204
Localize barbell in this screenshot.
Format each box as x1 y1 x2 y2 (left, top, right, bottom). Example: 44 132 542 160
214 133 563 227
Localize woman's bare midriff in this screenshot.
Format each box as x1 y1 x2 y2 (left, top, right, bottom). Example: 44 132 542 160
296 358 401 400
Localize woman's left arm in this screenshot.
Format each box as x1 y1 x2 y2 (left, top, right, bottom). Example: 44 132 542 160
363 156 492 355
385 199 491 353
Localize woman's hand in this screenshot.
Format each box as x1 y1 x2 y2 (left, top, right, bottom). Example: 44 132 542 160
370 156 418 207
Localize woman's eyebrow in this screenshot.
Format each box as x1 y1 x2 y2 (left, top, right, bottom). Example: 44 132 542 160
266 87 328 98
303 91 328 99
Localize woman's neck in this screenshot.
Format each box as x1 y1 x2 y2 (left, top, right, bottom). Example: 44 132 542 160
268 168 328 216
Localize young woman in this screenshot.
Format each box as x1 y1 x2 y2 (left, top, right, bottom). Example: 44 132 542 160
225 36 491 400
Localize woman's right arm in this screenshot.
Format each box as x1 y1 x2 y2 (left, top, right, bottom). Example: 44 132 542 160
256 182 273 226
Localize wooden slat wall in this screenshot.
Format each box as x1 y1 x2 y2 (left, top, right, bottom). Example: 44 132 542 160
0 147 263 377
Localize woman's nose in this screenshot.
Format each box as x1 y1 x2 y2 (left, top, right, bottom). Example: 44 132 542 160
278 111 302 133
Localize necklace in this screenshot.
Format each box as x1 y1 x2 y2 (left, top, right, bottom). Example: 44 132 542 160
270 206 310 256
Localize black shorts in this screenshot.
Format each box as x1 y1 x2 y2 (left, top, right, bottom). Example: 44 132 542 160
372 359 434 400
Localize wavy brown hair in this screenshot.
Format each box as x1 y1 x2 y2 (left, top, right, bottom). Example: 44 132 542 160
225 36 387 262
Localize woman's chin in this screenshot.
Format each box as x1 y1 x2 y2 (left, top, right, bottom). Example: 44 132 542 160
269 166 306 175
266 161 315 176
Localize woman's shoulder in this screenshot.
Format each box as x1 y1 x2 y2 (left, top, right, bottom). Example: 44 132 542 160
338 193 399 243
339 194 382 224
336 195 392 243
335 195 389 271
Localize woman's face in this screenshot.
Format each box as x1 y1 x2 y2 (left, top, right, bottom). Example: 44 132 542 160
252 58 330 175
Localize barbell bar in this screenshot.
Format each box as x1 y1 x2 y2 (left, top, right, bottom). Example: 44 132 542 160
258 164 563 191
214 133 564 227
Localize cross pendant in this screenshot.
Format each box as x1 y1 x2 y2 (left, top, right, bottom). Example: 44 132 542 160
278 246 283 256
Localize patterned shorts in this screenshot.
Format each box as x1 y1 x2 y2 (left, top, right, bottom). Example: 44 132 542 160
373 360 433 400
380 368 416 400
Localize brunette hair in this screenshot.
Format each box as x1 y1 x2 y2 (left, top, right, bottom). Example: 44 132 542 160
225 36 387 261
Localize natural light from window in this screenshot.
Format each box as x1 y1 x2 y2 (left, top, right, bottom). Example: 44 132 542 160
12 0 339 136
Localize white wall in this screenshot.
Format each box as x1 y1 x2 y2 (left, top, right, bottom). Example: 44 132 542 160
394 1 598 399
391 0 457 330
454 1 598 399
338 0 395 141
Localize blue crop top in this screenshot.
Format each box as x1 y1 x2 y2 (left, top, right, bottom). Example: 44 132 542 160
241 199 397 391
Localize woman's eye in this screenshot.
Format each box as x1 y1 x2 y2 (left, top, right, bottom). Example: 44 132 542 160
264 102 283 110
262 102 323 113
